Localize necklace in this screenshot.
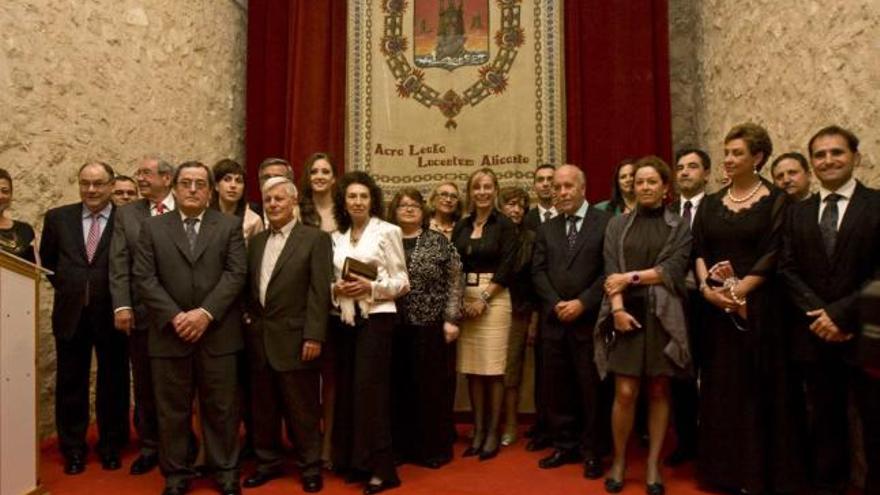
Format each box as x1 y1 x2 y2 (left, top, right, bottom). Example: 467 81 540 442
727 180 763 203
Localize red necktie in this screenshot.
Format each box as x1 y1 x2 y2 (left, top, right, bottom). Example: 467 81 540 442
86 213 101 262
155 202 166 215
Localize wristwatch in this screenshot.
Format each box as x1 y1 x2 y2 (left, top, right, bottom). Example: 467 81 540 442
629 272 641 285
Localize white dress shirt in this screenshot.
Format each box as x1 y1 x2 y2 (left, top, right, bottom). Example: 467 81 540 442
150 193 175 216
259 218 295 306
818 177 857 230
537 204 558 223
81 203 113 244
679 191 705 228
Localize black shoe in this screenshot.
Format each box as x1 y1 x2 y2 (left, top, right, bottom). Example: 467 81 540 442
129 453 159 475
663 448 696 467
363 478 401 494
462 445 481 457
646 482 665 495
242 470 280 488
478 446 499 461
63 454 86 475
525 437 551 452
101 452 122 470
604 477 624 493
344 470 371 484
584 458 604 479
538 449 580 469
218 483 241 495
302 474 323 493
421 456 450 469
161 483 189 495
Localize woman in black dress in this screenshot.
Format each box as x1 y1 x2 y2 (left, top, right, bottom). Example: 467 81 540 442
0 168 36 263
388 188 463 468
594 156 692 494
694 123 804 494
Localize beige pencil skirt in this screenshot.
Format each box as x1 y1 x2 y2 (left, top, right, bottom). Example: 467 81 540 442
457 276 512 376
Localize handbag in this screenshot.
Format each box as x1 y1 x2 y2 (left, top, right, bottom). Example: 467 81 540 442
342 256 378 281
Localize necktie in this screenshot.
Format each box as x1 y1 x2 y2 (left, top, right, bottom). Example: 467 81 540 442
567 215 579 249
819 193 842 257
85 213 101 262
184 217 199 253
155 202 165 215
682 200 693 227
543 210 552 223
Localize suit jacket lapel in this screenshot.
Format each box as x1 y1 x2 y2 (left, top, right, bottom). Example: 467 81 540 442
191 211 217 262
833 183 866 264
268 223 301 287
249 232 268 307
168 213 196 264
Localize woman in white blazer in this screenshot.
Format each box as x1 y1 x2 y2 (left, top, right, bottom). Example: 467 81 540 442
330 171 409 494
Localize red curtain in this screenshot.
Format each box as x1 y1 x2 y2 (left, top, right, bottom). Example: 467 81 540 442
564 0 672 202
245 0 347 200
246 1 670 204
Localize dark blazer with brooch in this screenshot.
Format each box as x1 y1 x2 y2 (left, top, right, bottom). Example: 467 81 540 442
40 202 116 339
532 204 611 340
134 208 247 357
244 222 332 371
779 182 880 363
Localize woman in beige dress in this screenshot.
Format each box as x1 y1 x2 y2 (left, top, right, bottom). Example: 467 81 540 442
451 168 517 460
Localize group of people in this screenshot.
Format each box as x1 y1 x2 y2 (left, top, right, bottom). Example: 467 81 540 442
0 122 877 495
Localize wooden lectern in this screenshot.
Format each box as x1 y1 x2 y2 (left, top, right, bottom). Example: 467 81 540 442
0 250 49 495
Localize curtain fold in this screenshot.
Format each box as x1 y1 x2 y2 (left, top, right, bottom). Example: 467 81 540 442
564 0 671 202
247 1 671 204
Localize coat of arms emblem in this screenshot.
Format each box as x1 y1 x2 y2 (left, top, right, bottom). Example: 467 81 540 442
414 0 490 71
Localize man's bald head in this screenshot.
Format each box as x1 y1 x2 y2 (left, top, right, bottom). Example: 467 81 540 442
554 164 586 215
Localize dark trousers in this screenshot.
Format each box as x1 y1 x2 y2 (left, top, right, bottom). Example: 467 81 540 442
391 323 454 466
55 312 129 458
151 350 239 488
802 360 851 493
855 369 880 495
669 288 702 453
532 321 550 440
333 314 398 482
542 328 605 459
130 328 159 456
249 364 322 477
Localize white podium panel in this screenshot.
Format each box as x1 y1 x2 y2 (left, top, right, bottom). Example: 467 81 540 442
0 251 47 495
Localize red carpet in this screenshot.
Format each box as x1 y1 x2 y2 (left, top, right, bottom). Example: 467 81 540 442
40 428 716 495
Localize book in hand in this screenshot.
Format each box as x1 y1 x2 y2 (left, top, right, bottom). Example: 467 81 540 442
342 256 378 281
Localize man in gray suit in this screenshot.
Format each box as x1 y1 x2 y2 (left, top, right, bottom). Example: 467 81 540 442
240 177 331 493
109 156 175 475
134 161 247 495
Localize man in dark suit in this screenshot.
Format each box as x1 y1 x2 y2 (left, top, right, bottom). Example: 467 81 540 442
521 163 557 451
532 164 611 479
134 161 247 495
240 177 331 493
109 156 175 475
665 148 710 466
40 161 129 475
779 126 880 495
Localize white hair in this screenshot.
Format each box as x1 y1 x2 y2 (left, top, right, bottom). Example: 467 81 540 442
261 176 298 198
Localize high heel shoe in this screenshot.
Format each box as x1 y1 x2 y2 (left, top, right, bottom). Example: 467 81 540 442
646 482 665 495
462 444 481 457
363 478 401 494
500 432 517 446
604 477 624 493
478 445 499 461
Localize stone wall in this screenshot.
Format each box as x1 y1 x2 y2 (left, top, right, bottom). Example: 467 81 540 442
670 0 880 189
0 0 247 438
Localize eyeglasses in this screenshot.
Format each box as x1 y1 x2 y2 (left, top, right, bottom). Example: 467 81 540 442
396 203 421 211
437 191 458 200
79 180 110 189
177 179 209 190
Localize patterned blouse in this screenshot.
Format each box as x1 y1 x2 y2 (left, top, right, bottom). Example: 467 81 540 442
398 228 464 326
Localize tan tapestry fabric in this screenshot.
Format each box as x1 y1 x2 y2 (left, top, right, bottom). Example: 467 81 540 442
346 0 566 194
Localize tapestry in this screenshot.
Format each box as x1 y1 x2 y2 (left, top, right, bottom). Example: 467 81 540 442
346 0 566 194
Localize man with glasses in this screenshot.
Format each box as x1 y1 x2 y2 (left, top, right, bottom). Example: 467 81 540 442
135 161 247 495
40 161 130 475
109 156 175 475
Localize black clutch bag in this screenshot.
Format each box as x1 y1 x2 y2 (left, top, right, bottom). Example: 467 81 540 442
342 256 378 281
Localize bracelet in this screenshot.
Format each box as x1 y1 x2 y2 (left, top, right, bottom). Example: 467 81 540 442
729 288 746 306
479 290 491 303
611 307 625 314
